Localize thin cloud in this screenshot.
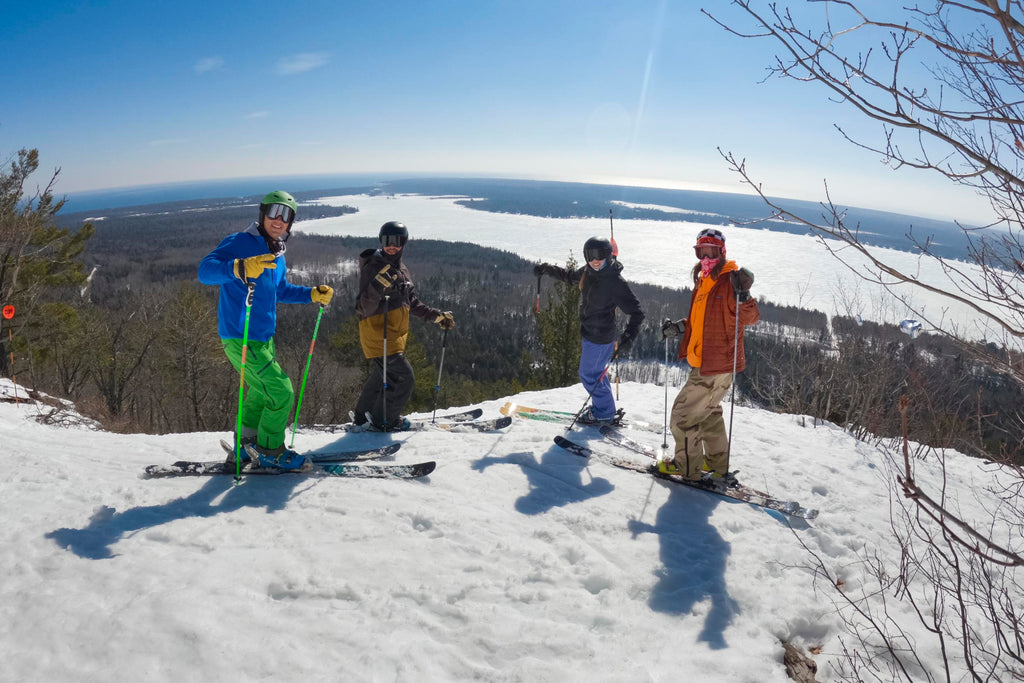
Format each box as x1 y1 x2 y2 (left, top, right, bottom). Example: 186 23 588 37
246 111 270 119
275 52 329 75
194 56 224 73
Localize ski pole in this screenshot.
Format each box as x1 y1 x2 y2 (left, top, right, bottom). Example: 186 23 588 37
382 294 390 429
2 305 19 406
662 335 670 450
233 282 256 483
726 286 742 464
615 354 620 401
535 274 542 314
289 303 325 449
608 208 618 257
430 326 449 423
7 327 17 407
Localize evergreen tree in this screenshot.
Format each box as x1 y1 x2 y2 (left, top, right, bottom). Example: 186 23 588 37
536 255 581 386
404 336 436 411
0 148 93 376
27 302 89 397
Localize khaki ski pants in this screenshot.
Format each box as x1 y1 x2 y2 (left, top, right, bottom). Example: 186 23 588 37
670 367 733 479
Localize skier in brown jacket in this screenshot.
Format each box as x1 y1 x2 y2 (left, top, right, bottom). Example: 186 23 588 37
350 221 454 431
660 228 759 484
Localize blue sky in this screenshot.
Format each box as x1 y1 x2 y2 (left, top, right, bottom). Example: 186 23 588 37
2 0 992 221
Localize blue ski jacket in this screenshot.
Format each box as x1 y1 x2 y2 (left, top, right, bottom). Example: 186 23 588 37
198 222 312 341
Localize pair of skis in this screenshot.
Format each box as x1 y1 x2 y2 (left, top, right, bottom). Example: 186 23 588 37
501 402 817 520
499 402 658 432
299 409 509 436
144 442 435 480
316 408 511 433
142 408 502 480
554 425 818 520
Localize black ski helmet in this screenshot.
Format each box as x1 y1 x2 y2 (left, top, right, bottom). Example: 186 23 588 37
583 236 613 263
379 221 409 247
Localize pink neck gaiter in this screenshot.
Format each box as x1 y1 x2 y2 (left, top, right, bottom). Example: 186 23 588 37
700 257 719 277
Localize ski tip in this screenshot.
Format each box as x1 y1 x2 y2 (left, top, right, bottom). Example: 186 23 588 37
553 435 592 458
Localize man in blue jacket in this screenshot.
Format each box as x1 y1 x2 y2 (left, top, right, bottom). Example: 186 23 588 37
198 191 333 470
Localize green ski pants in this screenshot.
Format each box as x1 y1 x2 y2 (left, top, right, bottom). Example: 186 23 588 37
222 337 294 450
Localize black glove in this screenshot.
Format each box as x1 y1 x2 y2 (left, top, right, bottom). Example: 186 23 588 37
533 263 549 278
616 331 635 357
394 280 413 296
731 268 754 302
661 318 683 339
373 264 400 290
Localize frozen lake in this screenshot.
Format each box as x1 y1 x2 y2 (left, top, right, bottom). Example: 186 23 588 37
297 192 1007 342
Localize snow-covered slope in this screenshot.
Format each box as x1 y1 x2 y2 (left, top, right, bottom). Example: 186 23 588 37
0 379 1014 682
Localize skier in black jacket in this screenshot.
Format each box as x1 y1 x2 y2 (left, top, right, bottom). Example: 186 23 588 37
534 236 645 423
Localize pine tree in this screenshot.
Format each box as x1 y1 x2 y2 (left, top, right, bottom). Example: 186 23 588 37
536 255 581 386
0 149 93 377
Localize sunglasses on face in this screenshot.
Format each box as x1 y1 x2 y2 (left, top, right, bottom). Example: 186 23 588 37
695 246 721 259
264 203 295 223
382 234 407 248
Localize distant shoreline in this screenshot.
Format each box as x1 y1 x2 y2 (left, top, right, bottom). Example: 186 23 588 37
60 175 981 262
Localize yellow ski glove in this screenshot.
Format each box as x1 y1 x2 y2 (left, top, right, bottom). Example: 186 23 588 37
311 285 334 305
233 254 277 282
434 311 455 330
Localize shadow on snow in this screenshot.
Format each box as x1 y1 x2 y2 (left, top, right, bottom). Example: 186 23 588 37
472 444 613 515
46 474 304 560
630 481 739 650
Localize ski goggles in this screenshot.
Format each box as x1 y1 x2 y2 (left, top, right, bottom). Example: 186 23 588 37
381 233 407 247
695 245 722 259
264 203 295 223
584 247 609 262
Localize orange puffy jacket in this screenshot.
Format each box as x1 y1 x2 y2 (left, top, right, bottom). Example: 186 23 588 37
679 260 760 374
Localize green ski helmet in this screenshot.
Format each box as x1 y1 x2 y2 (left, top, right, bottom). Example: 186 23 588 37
259 190 297 227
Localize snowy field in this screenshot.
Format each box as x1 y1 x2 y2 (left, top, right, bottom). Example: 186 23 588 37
296 192 1003 341
1 377 1016 682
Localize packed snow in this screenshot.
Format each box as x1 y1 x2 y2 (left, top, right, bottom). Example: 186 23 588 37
1 375 1014 682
